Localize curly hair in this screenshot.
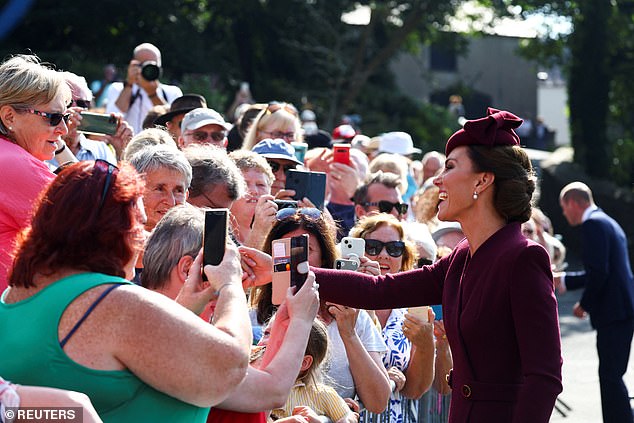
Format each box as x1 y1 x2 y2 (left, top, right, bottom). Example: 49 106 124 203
467 145 536 223
9 161 145 287
349 214 417 271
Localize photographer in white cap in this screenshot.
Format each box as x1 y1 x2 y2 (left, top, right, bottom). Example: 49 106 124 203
178 107 232 149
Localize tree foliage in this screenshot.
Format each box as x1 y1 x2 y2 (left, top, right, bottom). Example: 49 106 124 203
492 0 634 185
0 0 464 148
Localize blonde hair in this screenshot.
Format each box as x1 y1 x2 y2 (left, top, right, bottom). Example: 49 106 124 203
229 149 275 186
298 319 330 387
242 104 302 150
368 153 409 195
349 214 417 271
0 55 71 136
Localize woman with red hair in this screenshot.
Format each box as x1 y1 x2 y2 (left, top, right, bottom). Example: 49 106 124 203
0 161 251 422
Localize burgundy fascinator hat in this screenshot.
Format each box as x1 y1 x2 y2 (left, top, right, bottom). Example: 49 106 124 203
445 107 523 156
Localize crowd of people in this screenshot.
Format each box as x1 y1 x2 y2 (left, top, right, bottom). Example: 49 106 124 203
0 42 632 423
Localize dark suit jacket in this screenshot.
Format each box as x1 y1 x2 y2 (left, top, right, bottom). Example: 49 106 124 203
565 208 634 328
315 223 563 423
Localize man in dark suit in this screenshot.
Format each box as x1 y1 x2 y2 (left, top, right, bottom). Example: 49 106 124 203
555 181 634 422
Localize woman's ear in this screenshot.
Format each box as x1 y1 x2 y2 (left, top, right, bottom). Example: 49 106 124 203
299 355 314 372
475 171 495 193
0 105 16 127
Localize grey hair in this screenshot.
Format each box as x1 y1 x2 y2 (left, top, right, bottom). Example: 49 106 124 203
129 144 192 188
141 204 203 289
123 127 177 161
182 144 246 199
133 42 162 67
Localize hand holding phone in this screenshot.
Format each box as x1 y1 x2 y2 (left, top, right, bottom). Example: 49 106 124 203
285 170 326 209
340 237 365 266
271 234 309 305
77 112 118 135
407 306 431 323
332 144 351 166
203 209 228 281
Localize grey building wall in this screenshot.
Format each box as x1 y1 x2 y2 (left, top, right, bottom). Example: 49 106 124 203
390 34 538 119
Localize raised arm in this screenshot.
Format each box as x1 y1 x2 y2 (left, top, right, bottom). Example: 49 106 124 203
216 274 320 411
313 262 445 310
113 243 251 407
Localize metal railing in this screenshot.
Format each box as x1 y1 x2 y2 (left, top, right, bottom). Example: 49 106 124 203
359 388 451 423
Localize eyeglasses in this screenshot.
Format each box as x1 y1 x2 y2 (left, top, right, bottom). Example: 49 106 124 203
267 160 297 174
364 239 406 258
361 201 409 215
276 207 322 221
185 130 227 143
94 159 119 212
265 102 298 117
70 99 91 109
22 108 71 126
260 130 296 141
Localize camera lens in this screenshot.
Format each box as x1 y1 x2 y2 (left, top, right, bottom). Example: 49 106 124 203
336 262 341 269
141 61 161 81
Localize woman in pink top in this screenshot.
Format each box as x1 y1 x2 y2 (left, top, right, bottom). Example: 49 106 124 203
0 54 72 289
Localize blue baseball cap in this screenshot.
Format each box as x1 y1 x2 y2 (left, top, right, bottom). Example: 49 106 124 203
251 138 303 165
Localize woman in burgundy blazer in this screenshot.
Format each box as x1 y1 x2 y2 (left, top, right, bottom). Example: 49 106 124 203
313 108 563 423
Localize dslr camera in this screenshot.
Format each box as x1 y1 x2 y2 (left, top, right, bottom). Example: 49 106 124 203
140 61 161 81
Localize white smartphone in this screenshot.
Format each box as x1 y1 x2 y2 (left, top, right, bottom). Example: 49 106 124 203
339 237 365 265
407 306 430 323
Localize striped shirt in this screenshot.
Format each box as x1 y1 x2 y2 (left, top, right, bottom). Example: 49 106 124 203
273 381 350 421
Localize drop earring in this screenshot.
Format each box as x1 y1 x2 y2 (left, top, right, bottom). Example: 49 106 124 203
473 191 478 200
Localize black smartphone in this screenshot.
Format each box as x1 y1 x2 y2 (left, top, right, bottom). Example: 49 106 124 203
290 234 309 291
285 170 326 209
274 199 299 210
203 209 228 270
78 112 117 135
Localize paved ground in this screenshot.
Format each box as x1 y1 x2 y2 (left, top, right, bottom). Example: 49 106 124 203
550 288 634 422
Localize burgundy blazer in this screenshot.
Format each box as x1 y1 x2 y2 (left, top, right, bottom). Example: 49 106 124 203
314 223 562 423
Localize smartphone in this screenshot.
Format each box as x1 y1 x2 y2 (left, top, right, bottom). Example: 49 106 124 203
407 306 431 323
340 237 365 265
334 258 359 271
332 144 351 166
78 112 117 136
271 234 309 305
274 199 298 210
285 170 326 209
291 142 308 163
203 209 228 268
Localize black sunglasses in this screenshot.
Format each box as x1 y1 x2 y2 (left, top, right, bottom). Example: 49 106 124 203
364 239 405 257
276 207 322 221
94 159 119 212
362 201 408 215
267 160 297 174
23 108 71 126
71 99 91 109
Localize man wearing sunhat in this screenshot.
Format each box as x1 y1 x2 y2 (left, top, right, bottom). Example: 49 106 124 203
178 108 232 149
154 94 207 141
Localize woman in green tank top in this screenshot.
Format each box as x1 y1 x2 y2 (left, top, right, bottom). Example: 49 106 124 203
0 161 252 423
